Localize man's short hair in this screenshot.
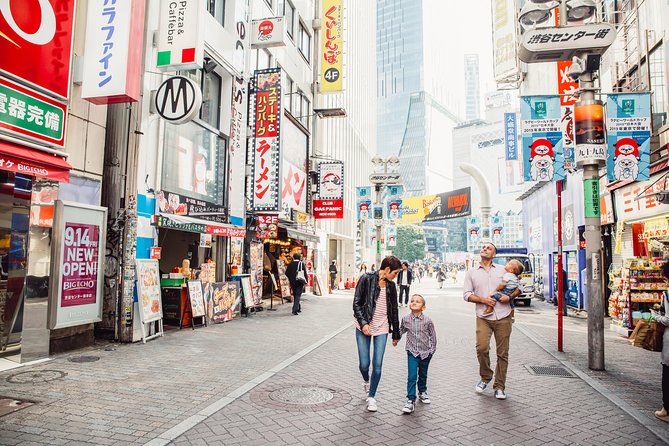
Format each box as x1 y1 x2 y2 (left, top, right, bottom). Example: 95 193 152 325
484 242 497 254
293 253 301 260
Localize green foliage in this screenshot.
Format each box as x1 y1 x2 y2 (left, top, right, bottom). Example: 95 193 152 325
392 225 426 261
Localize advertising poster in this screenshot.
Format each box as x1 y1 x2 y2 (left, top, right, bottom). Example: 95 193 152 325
136 259 162 323
211 282 240 323
387 199 402 221
491 216 503 244
358 200 371 220
256 215 278 239
276 260 292 299
520 95 564 181
606 92 651 182
157 191 227 224
318 161 344 199
229 77 248 227
321 0 344 92
241 276 254 308
561 106 575 170
313 199 344 219
61 223 100 307
249 242 264 305
467 217 481 251
156 0 204 71
386 225 397 247
398 188 471 224
187 280 206 318
492 0 519 84
281 118 308 212
574 101 607 166
252 68 282 211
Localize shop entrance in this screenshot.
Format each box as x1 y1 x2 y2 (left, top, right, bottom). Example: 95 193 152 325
0 172 32 360
156 229 225 281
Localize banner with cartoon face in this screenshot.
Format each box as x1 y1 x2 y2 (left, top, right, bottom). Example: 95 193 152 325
521 96 564 181
606 93 651 182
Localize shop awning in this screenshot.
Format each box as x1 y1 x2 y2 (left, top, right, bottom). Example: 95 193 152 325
152 213 246 237
0 140 72 182
285 227 320 243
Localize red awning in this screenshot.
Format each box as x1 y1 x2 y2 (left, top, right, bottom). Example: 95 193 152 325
0 140 72 182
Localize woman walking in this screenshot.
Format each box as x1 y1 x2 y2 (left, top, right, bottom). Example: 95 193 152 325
436 267 446 289
353 255 402 412
653 261 669 422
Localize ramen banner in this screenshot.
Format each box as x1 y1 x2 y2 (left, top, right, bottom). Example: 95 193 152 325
520 96 564 181
398 187 471 224
606 92 651 182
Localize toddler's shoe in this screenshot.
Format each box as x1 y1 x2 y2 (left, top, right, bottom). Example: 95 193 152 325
483 306 494 315
402 399 415 414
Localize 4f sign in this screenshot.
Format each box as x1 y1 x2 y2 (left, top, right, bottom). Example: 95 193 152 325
154 76 203 124
0 0 76 99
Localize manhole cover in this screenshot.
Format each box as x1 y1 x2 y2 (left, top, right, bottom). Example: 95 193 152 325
526 365 576 378
0 397 34 417
269 387 334 405
68 355 100 363
251 384 351 412
6 370 67 384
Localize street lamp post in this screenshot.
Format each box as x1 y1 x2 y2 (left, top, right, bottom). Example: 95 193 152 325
370 156 401 266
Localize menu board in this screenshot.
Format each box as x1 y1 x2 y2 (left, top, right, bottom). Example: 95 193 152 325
187 280 206 318
136 259 163 323
240 276 254 308
276 260 292 299
211 282 240 323
249 242 263 305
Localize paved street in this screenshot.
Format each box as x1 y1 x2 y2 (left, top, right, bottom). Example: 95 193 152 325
0 277 667 445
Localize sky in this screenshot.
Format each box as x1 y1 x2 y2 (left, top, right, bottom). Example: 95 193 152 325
423 0 496 118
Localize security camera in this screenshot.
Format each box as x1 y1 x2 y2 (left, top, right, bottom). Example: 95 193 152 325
567 56 587 81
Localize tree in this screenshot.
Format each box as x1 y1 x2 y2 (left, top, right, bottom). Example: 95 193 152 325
392 225 426 261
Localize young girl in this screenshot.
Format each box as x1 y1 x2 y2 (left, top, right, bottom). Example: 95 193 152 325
398 294 437 414
353 256 402 412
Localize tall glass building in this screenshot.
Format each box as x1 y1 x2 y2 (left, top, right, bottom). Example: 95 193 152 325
377 0 459 196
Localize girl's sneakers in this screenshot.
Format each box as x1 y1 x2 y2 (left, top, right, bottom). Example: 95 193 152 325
366 397 378 412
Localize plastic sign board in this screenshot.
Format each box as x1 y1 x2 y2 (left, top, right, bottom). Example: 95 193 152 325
574 101 606 167
81 0 146 104
606 92 651 181
318 161 344 199
520 95 564 181
313 199 343 219
250 17 286 48
321 0 344 92
504 113 518 161
154 76 203 124
0 0 76 100
0 77 67 148
369 173 401 184
228 77 247 227
492 0 519 84
156 0 205 71
519 23 616 63
49 201 107 329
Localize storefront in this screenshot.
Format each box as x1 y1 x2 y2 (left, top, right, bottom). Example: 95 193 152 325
608 172 669 336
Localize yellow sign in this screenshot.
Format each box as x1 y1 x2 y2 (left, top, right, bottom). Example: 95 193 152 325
614 220 624 254
398 195 440 225
643 217 669 240
321 0 343 92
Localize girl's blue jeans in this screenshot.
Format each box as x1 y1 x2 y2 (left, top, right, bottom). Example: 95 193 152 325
355 328 388 398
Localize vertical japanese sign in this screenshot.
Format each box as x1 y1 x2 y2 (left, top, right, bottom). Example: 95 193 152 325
561 105 575 170
49 201 107 330
156 0 205 71
504 112 517 161
228 77 248 226
606 92 651 182
81 0 146 104
321 0 343 92
521 96 564 181
252 69 282 211
491 0 519 84
557 60 578 106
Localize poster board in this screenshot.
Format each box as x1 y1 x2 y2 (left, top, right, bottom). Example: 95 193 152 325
211 282 240 323
48 201 107 330
313 275 323 296
276 260 292 299
249 242 264 305
241 276 254 308
270 273 278 290
187 280 206 318
135 259 163 323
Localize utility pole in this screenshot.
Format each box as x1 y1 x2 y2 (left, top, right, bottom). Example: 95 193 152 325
375 184 382 266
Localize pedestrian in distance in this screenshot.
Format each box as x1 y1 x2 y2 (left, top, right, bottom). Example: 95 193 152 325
399 294 437 414
463 242 521 400
285 253 306 315
353 255 402 412
652 261 669 423
436 267 446 289
397 262 413 307
371 264 376 272
329 260 338 292
359 263 368 277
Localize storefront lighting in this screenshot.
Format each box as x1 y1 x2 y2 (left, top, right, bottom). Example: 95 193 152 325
263 239 291 246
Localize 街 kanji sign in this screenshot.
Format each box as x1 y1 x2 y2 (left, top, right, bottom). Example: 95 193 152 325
321 0 343 92
252 69 282 211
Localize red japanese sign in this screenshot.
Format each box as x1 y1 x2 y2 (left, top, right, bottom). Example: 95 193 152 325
0 0 76 99
252 69 282 211
0 140 71 182
313 199 343 219
256 214 278 239
557 60 578 106
614 175 669 221
205 225 246 238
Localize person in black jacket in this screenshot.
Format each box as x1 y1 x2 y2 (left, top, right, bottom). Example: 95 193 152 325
329 260 338 292
353 255 402 412
397 262 413 307
285 253 305 315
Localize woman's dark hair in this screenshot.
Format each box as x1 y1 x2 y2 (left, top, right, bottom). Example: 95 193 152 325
402 261 409 267
380 255 402 271
662 261 669 280
293 253 301 260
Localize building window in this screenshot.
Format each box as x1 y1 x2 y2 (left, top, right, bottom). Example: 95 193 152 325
300 94 310 129
279 0 295 39
201 70 222 129
649 45 667 131
256 49 271 70
284 73 294 113
298 22 311 62
292 90 310 129
207 0 225 26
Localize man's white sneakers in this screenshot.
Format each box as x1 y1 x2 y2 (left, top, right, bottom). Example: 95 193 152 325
366 397 378 412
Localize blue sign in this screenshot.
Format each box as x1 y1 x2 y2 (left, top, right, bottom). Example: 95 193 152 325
357 200 371 220
387 199 402 221
606 93 651 181
521 96 564 181
356 186 372 200
504 113 518 161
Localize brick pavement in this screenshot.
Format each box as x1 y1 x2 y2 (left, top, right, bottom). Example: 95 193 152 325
0 278 665 445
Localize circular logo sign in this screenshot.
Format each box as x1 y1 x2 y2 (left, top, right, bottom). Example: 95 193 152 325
155 76 203 125
324 67 340 84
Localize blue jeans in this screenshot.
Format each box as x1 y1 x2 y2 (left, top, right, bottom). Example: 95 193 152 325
492 285 517 308
407 352 432 401
355 329 388 398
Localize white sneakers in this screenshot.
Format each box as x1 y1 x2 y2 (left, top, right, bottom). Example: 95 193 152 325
366 397 378 412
